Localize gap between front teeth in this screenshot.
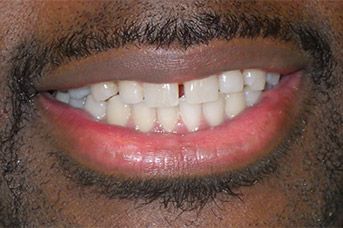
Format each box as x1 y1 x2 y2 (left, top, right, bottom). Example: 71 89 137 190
54 69 281 133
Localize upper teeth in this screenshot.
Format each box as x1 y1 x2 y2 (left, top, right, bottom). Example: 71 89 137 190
184 75 219 104
143 83 179 107
55 69 281 133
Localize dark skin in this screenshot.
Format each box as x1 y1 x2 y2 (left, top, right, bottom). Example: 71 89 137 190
0 0 342 227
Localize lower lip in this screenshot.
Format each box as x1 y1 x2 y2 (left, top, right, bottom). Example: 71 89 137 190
38 73 302 177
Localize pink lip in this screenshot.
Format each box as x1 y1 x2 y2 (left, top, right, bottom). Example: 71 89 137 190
38 73 302 177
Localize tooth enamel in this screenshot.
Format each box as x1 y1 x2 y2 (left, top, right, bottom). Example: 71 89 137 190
84 95 107 120
106 95 131 126
225 92 246 118
179 97 201 132
184 75 219 104
133 103 156 132
244 88 262 107
119 81 143 104
266 72 281 87
69 87 91 99
143 83 179 107
57 68 278 133
69 98 86 109
157 107 179 132
243 69 266 91
56 92 70 104
219 70 244 93
91 81 118 101
202 95 225 127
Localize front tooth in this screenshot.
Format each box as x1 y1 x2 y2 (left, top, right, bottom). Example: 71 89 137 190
179 97 201 132
225 92 246 118
157 107 179 132
91 81 118 101
56 92 70 104
202 96 225 127
107 96 131 126
244 88 262 106
69 98 86 109
84 95 107 120
133 103 156 132
266 72 281 87
69 87 90 99
184 75 219 104
119 81 143 104
243 69 266 91
143 83 179 107
219 70 244 93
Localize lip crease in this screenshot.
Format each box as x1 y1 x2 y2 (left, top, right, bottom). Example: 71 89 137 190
38 72 302 177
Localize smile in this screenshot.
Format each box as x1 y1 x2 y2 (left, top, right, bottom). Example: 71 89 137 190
54 69 281 133
37 41 306 177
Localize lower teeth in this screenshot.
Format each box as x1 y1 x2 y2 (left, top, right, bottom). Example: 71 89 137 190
54 69 281 133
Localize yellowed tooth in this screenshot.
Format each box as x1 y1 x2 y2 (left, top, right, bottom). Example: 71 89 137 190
225 92 246 118
202 95 225 127
157 107 179 132
119 81 143 104
244 88 262 106
91 81 118 101
84 95 107 120
179 97 201 132
143 83 179 107
243 69 266 91
107 95 131 126
133 103 156 132
184 75 219 104
219 70 244 93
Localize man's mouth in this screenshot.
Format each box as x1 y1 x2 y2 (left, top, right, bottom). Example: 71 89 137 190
37 40 306 177
39 75 303 177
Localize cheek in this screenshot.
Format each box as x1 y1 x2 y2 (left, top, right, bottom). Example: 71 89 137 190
14 119 129 225
215 142 324 226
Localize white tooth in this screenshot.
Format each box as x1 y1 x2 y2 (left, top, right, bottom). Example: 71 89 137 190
56 92 70 104
157 107 179 132
143 83 179 107
69 87 90 99
266 72 281 87
69 98 85 109
119 81 143 104
184 75 219 104
225 92 246 118
219 70 244 93
243 69 266 91
179 97 201 132
244 88 262 107
107 95 131 126
133 103 156 132
202 95 225 127
84 95 107 120
91 81 118 101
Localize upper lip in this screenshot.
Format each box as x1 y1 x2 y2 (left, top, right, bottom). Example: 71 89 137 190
36 38 307 91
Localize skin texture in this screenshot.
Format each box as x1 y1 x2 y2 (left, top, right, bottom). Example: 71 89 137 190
0 0 342 227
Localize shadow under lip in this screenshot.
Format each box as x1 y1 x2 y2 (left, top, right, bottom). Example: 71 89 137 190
37 38 308 91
